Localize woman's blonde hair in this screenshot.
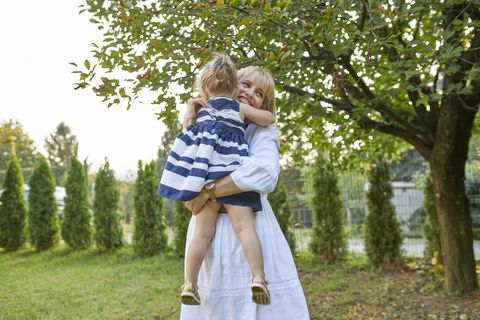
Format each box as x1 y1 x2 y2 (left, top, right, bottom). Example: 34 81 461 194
237 66 276 119
195 53 237 98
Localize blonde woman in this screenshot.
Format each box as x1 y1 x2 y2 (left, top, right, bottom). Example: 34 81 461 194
180 65 310 319
158 54 275 306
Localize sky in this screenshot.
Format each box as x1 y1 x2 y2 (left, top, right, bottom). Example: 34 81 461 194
0 0 181 178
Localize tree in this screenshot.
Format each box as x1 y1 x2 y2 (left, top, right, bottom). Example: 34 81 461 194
44 122 79 186
422 170 442 263
157 119 182 179
156 119 182 226
78 1 480 291
268 170 295 253
0 150 27 251
93 158 124 252
118 169 135 224
365 158 403 267
0 119 40 184
27 157 59 251
61 156 92 250
133 160 168 256
173 200 191 254
309 158 346 261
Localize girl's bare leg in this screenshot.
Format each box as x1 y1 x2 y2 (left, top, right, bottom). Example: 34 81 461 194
224 204 264 278
185 201 222 285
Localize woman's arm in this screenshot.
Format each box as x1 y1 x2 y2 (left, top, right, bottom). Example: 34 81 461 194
185 124 280 214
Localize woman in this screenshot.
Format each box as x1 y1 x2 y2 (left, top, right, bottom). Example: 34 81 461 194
180 66 310 320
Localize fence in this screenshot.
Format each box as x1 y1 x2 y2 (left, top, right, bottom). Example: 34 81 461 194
284 168 480 259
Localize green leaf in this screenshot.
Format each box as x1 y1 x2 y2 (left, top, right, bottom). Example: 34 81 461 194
416 95 428 106
451 46 464 56
84 60 91 70
264 2 272 13
444 29 455 40
458 86 473 95
69 62 78 67
430 93 443 101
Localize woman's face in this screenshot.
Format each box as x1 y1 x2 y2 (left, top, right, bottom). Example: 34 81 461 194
237 77 265 110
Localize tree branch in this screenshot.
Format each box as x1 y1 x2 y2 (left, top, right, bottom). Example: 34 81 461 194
413 9 424 41
282 85 347 108
339 56 428 138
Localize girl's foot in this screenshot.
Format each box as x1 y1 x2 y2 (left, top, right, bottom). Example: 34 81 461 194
251 274 271 305
181 281 201 305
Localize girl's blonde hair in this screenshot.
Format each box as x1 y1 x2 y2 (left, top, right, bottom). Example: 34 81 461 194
237 66 276 119
195 53 237 98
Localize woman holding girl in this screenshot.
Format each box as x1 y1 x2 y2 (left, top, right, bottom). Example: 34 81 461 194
178 58 310 319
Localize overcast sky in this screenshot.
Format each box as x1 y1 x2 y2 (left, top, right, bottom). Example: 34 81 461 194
0 0 182 177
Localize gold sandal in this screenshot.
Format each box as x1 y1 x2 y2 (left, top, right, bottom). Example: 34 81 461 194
181 281 201 305
251 274 271 305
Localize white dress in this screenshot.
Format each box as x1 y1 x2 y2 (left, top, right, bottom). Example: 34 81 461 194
181 123 310 320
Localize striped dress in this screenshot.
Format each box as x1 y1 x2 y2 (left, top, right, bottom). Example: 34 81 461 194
157 97 262 211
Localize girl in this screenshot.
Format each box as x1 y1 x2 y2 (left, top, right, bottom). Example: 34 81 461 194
157 53 275 306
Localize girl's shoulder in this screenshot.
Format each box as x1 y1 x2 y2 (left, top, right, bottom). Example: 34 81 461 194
209 97 239 112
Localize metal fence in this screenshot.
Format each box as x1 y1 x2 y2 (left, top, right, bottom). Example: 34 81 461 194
284 168 480 259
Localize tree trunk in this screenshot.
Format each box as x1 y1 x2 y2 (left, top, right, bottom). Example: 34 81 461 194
429 98 478 292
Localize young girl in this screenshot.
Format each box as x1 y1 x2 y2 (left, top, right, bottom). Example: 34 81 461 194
157 53 275 306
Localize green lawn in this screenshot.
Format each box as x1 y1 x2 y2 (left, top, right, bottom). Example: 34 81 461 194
0 244 183 320
1 245 480 320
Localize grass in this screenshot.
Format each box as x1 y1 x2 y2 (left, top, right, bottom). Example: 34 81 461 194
297 251 480 320
1 244 480 320
0 243 183 320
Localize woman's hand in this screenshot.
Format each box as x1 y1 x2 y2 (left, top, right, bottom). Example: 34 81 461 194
183 98 207 129
184 188 210 215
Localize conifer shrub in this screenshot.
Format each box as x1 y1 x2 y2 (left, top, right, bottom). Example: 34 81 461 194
309 158 346 261
61 156 92 250
173 200 191 254
0 152 27 251
422 170 441 262
364 158 403 266
268 170 296 253
93 158 123 252
27 157 59 250
133 160 168 256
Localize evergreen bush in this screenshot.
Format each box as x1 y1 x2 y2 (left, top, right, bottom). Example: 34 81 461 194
364 158 403 266
268 170 296 253
173 200 191 254
133 160 168 256
61 156 92 250
27 157 59 250
309 158 346 261
422 170 441 263
93 158 123 252
0 151 27 251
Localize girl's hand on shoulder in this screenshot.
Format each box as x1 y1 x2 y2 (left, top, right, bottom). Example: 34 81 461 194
187 98 207 113
183 98 207 128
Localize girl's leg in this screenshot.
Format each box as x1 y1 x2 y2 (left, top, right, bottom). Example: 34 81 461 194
185 201 222 285
224 204 264 278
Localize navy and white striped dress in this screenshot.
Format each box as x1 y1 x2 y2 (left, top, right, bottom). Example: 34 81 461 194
157 97 262 211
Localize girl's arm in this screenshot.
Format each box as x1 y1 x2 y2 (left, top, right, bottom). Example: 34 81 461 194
185 124 280 215
239 103 275 126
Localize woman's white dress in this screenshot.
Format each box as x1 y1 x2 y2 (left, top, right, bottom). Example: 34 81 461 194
180 123 310 320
